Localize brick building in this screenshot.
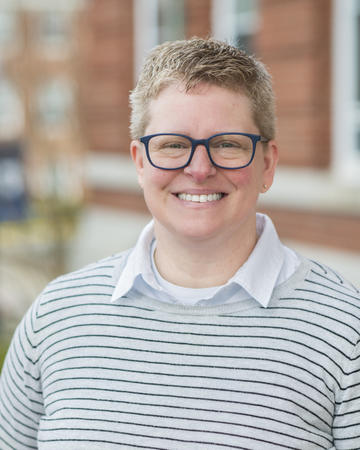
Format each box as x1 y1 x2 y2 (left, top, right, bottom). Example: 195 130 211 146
76 0 360 280
0 0 85 209
0 0 86 330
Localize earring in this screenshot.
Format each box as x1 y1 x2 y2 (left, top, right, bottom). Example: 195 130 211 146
263 184 268 192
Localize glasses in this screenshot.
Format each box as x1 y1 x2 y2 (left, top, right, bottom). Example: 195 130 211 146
140 132 269 170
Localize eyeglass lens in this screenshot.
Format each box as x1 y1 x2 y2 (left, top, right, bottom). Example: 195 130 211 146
147 134 254 169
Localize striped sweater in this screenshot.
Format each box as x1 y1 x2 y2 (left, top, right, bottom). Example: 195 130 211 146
1 252 360 449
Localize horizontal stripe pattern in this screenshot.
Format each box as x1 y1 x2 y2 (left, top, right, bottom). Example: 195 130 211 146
1 254 360 449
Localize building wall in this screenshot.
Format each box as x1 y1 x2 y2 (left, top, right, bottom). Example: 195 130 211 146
0 6 85 202
185 0 211 38
80 0 360 260
0 1 88 327
80 0 133 154
257 0 332 168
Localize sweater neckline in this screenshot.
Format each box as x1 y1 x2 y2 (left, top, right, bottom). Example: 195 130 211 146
118 255 311 316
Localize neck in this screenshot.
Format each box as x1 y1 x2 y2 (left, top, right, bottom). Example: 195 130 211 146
153 218 258 288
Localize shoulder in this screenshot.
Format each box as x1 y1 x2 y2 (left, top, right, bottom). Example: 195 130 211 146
280 255 360 338
18 250 133 350
35 249 131 316
276 254 360 322
268 255 360 368
281 254 359 300
301 257 360 303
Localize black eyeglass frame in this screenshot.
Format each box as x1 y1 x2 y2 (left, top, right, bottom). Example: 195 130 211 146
139 132 270 170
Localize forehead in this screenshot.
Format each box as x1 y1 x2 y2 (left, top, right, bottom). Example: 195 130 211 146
145 82 257 135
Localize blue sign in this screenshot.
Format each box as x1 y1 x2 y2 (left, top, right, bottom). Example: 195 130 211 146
0 142 27 222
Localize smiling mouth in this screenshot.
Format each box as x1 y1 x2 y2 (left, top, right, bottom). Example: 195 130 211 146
176 193 225 203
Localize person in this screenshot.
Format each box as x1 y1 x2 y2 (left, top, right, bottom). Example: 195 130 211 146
1 37 359 450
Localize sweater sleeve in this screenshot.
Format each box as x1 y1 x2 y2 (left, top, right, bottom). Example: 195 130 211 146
0 299 44 449
333 339 360 449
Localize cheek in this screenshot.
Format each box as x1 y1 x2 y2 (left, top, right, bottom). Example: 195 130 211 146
142 166 176 193
226 166 254 188
142 170 177 218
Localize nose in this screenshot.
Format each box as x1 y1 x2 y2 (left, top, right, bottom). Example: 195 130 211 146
183 145 216 182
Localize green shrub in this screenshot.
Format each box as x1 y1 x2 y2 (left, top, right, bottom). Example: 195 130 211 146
0 340 10 371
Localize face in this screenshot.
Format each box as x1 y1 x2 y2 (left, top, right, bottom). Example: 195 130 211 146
131 83 278 245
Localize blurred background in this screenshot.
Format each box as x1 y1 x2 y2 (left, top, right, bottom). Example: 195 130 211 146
0 0 359 362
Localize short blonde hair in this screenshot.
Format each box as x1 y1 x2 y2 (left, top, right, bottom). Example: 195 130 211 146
129 37 275 140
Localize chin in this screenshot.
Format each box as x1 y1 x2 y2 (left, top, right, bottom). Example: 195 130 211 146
170 221 225 242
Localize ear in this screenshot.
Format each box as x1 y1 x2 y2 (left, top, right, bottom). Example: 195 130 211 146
130 140 144 189
261 140 279 192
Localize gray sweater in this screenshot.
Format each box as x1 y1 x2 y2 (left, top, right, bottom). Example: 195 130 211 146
1 252 359 449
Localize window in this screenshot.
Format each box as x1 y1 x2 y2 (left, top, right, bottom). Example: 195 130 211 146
356 8 360 158
332 0 360 185
134 0 185 79
39 11 70 45
36 79 74 130
211 0 259 53
35 11 72 56
0 79 24 139
0 143 27 222
357 14 360 103
0 11 18 51
157 0 185 43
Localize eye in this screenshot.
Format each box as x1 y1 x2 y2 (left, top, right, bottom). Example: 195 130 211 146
218 141 240 148
152 136 190 150
150 136 191 156
165 141 188 149
212 139 244 149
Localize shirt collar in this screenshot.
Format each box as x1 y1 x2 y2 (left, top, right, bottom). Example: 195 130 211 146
229 213 285 306
111 219 156 302
111 213 286 307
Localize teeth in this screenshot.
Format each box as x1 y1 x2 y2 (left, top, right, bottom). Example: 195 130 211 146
177 193 223 202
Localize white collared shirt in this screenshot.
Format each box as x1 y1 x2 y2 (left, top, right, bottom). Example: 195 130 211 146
111 213 300 308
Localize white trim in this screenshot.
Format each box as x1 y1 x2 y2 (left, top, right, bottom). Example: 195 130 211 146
67 207 150 271
331 0 360 186
84 155 360 216
259 167 360 215
0 0 84 10
284 239 360 286
211 0 259 44
211 0 233 41
133 0 159 82
20 0 84 10
84 152 141 192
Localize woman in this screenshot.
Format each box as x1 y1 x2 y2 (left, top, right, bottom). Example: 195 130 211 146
1 37 359 449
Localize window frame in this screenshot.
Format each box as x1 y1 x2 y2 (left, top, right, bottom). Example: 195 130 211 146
211 0 259 50
0 79 24 139
35 78 75 131
133 0 185 81
332 0 360 186
0 10 19 52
